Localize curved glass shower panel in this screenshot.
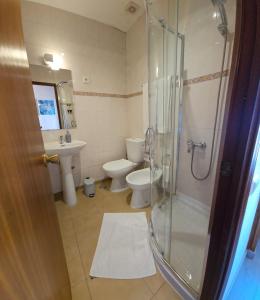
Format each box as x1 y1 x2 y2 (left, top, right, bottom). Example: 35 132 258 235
148 0 237 297
147 0 179 262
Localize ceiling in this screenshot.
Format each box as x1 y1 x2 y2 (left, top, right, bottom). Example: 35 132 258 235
28 0 145 32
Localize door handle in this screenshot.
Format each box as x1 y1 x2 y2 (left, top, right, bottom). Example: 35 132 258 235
42 154 59 167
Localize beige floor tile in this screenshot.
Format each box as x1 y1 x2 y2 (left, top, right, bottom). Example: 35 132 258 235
75 220 100 278
70 198 101 219
77 229 99 252
78 237 97 278
97 188 151 215
152 283 182 300
61 233 78 251
87 278 153 300
64 244 81 264
56 182 159 299
98 193 129 212
56 200 72 220
58 218 75 238
71 280 91 300
144 270 164 294
66 253 85 287
73 211 103 235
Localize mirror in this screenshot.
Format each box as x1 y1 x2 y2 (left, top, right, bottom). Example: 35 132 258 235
30 64 77 130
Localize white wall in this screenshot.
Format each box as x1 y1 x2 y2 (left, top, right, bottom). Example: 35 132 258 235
22 1 126 94
22 1 128 191
126 14 148 138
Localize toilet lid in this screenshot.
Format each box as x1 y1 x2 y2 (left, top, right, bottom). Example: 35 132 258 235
103 159 136 172
126 168 151 186
126 168 162 185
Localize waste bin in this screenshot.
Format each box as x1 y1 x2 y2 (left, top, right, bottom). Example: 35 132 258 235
84 177 95 197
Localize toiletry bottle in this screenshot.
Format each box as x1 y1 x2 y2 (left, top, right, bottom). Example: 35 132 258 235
65 130 71 143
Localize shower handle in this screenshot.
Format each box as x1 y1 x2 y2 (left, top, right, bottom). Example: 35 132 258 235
145 127 155 157
187 139 206 153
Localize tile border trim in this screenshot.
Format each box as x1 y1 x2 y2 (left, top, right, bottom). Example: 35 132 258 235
183 69 229 86
73 70 229 99
126 91 143 98
73 91 127 98
73 90 142 99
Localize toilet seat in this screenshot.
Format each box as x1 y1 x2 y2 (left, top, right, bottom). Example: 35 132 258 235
103 159 137 177
126 168 162 209
126 168 162 189
103 159 136 174
126 168 151 190
102 159 137 192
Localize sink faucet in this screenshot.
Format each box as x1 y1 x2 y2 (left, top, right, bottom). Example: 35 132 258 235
59 135 64 145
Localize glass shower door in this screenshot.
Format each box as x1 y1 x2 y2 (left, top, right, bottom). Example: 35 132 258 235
147 0 203 297
148 0 180 262
147 0 237 298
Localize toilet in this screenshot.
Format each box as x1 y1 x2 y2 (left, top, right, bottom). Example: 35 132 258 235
103 138 144 192
126 167 162 209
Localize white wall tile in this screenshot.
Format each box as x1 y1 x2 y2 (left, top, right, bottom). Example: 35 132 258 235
126 14 147 139
127 95 144 138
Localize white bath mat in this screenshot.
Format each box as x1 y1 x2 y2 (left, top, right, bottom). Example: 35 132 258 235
90 212 156 279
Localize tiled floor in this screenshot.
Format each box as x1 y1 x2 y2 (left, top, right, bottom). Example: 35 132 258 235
55 181 181 300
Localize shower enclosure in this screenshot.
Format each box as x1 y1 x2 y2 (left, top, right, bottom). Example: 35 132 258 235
147 0 235 299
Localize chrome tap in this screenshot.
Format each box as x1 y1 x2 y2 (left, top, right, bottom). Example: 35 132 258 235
59 135 64 145
144 127 155 159
187 139 206 153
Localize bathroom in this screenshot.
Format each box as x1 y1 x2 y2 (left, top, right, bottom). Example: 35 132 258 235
0 0 259 300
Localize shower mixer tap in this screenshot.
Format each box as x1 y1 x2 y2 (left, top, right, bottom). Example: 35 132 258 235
144 127 155 159
187 139 207 153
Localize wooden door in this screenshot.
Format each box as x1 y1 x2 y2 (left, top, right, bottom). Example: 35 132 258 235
0 1 71 299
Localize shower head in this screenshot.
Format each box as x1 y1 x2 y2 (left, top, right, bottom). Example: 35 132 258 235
211 0 228 36
56 80 72 87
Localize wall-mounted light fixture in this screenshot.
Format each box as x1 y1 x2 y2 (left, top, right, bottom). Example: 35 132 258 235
43 53 63 70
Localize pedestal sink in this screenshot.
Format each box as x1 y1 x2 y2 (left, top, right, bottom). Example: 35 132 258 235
44 140 86 206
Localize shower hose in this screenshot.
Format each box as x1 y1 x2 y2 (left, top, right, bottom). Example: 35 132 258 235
190 32 228 181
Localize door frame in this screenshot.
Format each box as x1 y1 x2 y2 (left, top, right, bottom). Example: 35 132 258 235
200 0 260 299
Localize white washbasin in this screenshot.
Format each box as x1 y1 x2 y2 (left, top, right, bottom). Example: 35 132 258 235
44 140 86 206
45 140 86 156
